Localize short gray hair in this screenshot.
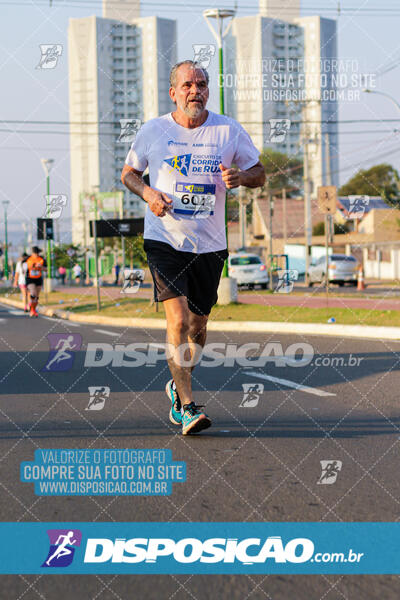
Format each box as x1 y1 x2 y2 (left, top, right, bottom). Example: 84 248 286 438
169 60 209 88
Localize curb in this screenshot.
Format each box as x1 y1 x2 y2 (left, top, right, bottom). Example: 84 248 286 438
1 297 400 340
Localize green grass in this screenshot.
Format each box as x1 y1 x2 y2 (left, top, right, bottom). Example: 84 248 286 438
2 287 400 327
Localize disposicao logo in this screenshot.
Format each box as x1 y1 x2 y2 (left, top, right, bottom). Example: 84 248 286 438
164 154 192 176
83 536 314 564
42 333 82 372
42 529 82 567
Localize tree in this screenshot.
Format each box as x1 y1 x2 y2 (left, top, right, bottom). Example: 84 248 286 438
53 244 83 268
259 149 303 195
339 163 400 205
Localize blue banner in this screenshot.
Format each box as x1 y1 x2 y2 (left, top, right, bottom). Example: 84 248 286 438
0 522 399 574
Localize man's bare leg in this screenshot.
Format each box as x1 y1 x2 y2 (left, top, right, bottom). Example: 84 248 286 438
163 297 209 405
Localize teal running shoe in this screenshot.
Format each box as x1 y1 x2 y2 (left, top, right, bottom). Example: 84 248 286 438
181 402 211 436
165 379 182 425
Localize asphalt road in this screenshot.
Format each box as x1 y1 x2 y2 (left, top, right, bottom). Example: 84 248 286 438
1 302 400 599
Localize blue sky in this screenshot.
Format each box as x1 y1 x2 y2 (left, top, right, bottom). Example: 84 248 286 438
1 0 400 248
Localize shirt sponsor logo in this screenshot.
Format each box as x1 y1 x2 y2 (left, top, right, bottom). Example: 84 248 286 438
167 140 188 147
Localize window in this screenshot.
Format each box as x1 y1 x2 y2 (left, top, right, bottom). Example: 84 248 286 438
230 256 262 266
331 255 356 262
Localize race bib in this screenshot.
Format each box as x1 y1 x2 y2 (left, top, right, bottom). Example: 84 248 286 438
30 269 40 277
173 182 216 218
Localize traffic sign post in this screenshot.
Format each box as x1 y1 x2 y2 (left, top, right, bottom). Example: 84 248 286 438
317 186 337 294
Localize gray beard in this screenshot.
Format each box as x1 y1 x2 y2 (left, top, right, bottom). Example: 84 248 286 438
182 102 204 118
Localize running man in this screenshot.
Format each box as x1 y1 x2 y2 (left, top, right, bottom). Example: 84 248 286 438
13 252 29 311
25 246 47 317
45 531 77 566
45 335 77 370
121 60 265 435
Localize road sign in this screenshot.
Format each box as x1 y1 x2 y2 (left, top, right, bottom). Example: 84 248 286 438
317 186 337 214
89 218 144 238
37 218 54 240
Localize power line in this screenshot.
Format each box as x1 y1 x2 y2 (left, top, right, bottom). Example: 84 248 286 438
2 0 400 14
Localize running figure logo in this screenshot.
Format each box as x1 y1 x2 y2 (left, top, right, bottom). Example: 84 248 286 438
42 529 82 567
36 44 63 69
86 386 110 411
192 44 216 69
118 119 142 143
268 119 291 143
120 269 145 294
239 383 264 408
43 194 67 219
164 154 192 177
42 334 82 372
348 195 369 219
317 460 343 485
274 269 298 294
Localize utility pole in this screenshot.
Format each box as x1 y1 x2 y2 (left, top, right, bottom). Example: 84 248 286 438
239 187 247 249
41 158 54 290
325 133 332 294
2 201 9 280
268 192 274 291
120 191 126 269
303 135 312 286
203 7 235 279
282 187 287 249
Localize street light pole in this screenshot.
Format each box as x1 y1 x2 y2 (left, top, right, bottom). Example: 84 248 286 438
363 88 400 113
2 201 10 280
40 158 54 288
203 8 235 278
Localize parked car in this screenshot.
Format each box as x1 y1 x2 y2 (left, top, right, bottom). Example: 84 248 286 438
228 253 269 289
308 254 359 286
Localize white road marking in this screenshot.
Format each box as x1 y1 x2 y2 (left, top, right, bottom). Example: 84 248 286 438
243 371 336 397
41 316 80 327
94 329 119 336
7 310 25 316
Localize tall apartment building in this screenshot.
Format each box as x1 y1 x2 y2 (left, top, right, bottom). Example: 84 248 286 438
68 2 176 245
225 2 339 193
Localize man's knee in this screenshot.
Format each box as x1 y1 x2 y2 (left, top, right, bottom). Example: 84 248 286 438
188 314 208 341
167 311 190 336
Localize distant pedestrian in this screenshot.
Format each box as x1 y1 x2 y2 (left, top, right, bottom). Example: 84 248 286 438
13 252 29 311
114 263 121 285
58 266 66 285
72 263 82 284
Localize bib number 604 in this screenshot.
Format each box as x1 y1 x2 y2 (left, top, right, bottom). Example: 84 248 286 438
181 193 208 206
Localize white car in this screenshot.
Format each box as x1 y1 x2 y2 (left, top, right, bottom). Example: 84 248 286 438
228 253 269 289
308 254 359 286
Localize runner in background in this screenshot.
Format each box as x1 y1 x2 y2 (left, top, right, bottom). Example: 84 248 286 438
13 252 29 311
25 246 47 317
72 263 82 284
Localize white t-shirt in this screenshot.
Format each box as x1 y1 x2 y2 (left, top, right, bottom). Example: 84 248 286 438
125 111 260 254
15 260 27 286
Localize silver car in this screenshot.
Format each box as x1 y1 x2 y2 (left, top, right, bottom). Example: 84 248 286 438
228 253 269 289
308 254 359 287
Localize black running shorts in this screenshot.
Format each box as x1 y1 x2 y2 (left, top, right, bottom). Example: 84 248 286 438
144 239 228 316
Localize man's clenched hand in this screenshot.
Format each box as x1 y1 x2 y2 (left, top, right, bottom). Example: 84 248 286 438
143 188 172 217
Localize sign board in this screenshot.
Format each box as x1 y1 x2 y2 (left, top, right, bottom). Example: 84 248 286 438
37 218 54 240
317 186 337 214
89 218 144 238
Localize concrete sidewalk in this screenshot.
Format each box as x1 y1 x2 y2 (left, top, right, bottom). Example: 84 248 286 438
2 296 400 341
